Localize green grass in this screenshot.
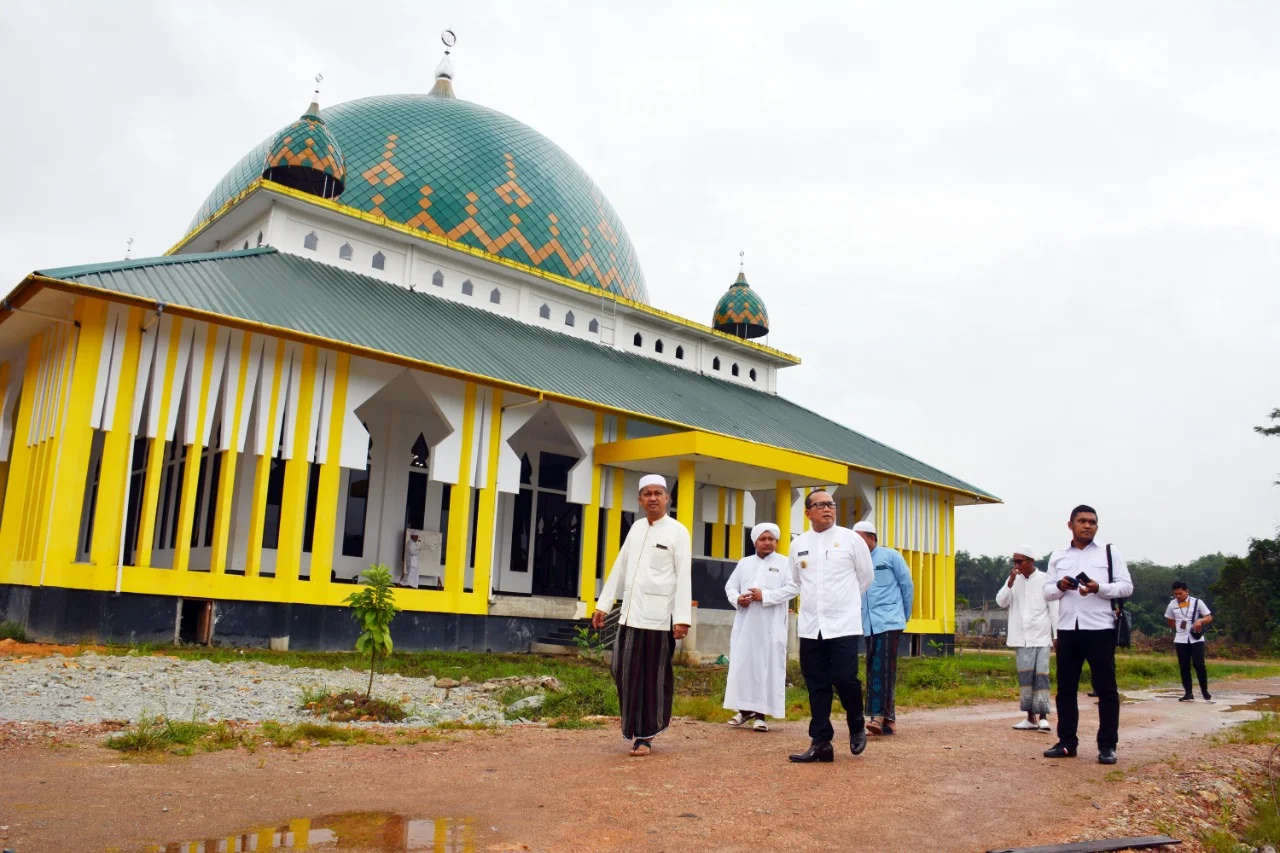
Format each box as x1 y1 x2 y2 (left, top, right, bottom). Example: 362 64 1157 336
1215 713 1280 746
0 620 28 642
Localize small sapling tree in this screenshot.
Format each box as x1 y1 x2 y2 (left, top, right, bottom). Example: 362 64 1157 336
344 565 400 698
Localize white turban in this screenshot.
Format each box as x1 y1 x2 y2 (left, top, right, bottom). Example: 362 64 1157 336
750 522 780 543
1013 545 1037 561
638 474 667 491
852 521 877 536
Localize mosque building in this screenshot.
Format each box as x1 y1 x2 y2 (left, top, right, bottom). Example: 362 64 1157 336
0 38 996 651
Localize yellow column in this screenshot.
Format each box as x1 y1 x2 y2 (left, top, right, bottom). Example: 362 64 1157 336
728 490 744 560
135 317 184 568
0 361 9 527
443 382 477 609
28 324 75 566
209 333 253 574
43 300 109 575
576 410 603 616
245 339 286 578
676 460 695 541
90 308 143 571
306 352 348 587
775 479 791 556
0 336 43 575
802 487 811 531
709 487 726 558
274 346 317 585
173 325 219 573
467 387 505 611
944 497 955 634
603 417 626 574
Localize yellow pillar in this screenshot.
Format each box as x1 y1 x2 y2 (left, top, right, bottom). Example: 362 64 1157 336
443 382 477 609
89 308 143 572
135 317 185 568
173 325 219 573
576 410 603 616
274 346 317 585
306 352 348 587
775 479 791 556
0 335 44 575
709 487 726 558
676 460 695 541
728 490 745 560
244 339 286 578
802 487 811 531
469 387 505 612
209 333 253 574
603 417 626 574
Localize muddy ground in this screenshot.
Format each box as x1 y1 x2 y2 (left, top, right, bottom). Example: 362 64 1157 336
1 678 1276 852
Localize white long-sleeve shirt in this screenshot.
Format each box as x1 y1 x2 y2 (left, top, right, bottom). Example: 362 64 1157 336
596 514 693 630
1042 541 1133 631
995 570 1058 647
766 525 874 640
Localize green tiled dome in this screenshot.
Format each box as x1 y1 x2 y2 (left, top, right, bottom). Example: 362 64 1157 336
713 270 769 339
190 93 648 302
261 104 345 199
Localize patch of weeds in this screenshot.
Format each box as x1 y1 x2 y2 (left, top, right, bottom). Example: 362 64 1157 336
1102 769 1126 782
301 690 407 723
1199 828 1247 853
436 720 497 731
106 715 215 753
298 683 332 707
261 720 300 748
542 678 617 722
0 620 27 642
548 718 604 730
672 695 733 723
1215 713 1280 746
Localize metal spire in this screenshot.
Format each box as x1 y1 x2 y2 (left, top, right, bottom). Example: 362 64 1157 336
431 29 457 98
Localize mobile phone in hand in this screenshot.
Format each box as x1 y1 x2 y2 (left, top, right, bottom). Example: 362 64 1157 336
1075 572 1092 586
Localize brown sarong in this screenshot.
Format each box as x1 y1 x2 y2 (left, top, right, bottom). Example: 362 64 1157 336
612 624 675 741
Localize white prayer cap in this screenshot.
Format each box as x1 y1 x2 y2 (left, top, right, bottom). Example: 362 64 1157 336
852 521 877 536
750 522 780 543
1013 545 1037 561
638 474 667 492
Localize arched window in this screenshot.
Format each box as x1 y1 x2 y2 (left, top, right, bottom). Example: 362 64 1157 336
749 368 757 381
712 357 721 371
633 332 643 347
461 279 474 296
565 311 575 327
489 288 501 304
303 231 318 251
371 252 385 270
256 231 263 247
432 270 444 287
339 242 353 261
539 304 551 320
588 318 599 333
655 339 664 354
675 345 684 360
731 363 740 377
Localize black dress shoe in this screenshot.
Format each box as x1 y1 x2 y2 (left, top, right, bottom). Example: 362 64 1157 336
1178 694 1194 702
788 741 834 763
1043 743 1077 758
1098 748 1117 765
1203 693 1212 701
850 730 867 755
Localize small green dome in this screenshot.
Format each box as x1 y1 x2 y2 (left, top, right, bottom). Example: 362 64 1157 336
261 102 346 199
713 269 769 339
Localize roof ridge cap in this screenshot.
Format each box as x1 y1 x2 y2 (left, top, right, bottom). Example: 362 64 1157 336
39 247 278 279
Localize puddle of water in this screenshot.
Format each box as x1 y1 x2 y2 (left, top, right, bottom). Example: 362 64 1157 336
122 812 480 852
1227 694 1280 713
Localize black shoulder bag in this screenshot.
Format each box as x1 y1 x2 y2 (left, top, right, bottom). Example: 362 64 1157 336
1189 599 1204 641
1107 544 1132 647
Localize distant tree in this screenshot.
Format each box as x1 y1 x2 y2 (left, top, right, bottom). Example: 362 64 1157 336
1211 536 1280 650
1258 408 1280 484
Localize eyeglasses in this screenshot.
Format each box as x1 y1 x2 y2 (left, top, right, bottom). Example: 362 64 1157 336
808 501 837 510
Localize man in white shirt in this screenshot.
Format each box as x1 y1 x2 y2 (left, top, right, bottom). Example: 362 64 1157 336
995 545 1058 731
1042 505 1133 765
1165 581 1213 702
592 474 692 757
758 489 874 763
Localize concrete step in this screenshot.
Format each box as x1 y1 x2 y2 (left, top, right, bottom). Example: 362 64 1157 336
530 641 579 656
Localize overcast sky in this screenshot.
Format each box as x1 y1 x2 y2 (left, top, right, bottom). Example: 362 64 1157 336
2 1 1277 564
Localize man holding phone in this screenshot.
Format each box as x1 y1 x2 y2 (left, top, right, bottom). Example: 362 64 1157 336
1042 505 1133 765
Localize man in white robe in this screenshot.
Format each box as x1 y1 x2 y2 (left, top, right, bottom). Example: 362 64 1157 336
723 522 793 731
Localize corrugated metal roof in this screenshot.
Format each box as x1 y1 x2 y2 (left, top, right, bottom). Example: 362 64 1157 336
35 249 996 499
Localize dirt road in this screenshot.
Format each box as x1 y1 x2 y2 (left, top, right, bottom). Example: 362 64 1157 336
1 678 1275 852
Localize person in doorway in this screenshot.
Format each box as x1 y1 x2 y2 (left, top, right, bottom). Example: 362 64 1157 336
722 522 794 731
1042 505 1133 765
995 545 1058 731
592 474 692 756
1165 581 1212 701
760 490 874 763
853 521 913 736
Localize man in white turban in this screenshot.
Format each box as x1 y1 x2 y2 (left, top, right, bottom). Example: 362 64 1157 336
592 474 692 756
722 522 794 731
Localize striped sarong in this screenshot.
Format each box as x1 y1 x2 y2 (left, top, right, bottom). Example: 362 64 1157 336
612 625 675 741
864 630 901 722
1016 645 1052 715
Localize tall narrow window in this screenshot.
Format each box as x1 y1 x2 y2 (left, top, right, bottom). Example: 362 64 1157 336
461 279 474 296
633 332 643 347
256 231 264 247
341 436 373 558
712 357 721 371
371 251 385 270
432 270 445 287
303 231 319 251
749 368 757 381
655 339 664 354
539 304 551 320
122 435 150 565
262 436 287 551
675 345 684 360
565 311 575 327
339 242 353 261
588 318 599 333
731 363 740 376
242 240 249 250
301 462 322 553
489 288 501 304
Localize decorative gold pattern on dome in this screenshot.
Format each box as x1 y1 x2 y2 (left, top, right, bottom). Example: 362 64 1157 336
264 119 345 180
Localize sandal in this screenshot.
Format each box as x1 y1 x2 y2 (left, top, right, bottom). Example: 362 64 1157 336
628 739 652 756
866 718 883 735
726 712 748 727
752 717 769 732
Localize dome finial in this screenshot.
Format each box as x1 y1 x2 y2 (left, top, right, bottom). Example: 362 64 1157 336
735 250 748 285
431 29 458 98
305 73 323 118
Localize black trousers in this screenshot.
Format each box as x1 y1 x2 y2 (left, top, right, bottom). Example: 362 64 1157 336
1176 642 1210 697
799 633 865 744
1055 628 1119 751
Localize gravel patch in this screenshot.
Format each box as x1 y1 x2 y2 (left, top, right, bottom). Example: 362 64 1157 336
0 651 511 727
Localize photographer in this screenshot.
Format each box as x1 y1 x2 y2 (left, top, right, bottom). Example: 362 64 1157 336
1164 581 1212 702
